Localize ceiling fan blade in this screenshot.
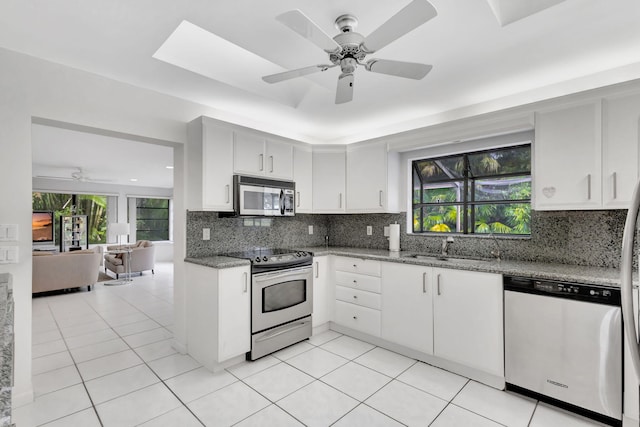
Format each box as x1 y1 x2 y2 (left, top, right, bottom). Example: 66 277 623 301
362 0 437 53
263 64 335 84
365 59 432 79
335 73 354 104
276 10 341 54
35 175 74 181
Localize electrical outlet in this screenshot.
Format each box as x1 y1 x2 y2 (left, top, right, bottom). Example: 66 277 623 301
366 226 372 236
383 226 390 237
202 228 211 240
308 225 314 235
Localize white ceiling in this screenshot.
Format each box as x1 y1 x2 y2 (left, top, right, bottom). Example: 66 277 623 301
32 124 174 188
3 0 640 147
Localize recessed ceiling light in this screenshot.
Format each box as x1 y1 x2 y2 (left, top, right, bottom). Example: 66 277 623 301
166 165 174 169
130 178 138 182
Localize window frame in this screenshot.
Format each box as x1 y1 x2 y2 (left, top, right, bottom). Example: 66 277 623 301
411 144 531 235
130 197 171 242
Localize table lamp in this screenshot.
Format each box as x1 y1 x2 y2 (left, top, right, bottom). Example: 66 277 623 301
110 223 130 248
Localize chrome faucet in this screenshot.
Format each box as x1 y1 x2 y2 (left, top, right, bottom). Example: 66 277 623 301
441 237 454 257
489 233 502 261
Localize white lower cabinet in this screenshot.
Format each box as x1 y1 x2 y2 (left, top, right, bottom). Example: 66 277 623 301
432 268 504 376
185 263 251 370
381 262 503 377
381 262 434 355
333 257 381 337
312 256 330 328
335 301 381 336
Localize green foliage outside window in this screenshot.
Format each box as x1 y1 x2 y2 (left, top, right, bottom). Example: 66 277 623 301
135 198 170 241
32 192 108 243
412 145 531 235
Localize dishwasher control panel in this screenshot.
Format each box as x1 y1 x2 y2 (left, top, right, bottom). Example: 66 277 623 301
504 276 620 306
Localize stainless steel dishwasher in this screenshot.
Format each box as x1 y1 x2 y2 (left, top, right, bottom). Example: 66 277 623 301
504 275 622 426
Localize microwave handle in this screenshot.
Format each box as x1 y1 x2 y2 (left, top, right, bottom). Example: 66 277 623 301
280 190 285 215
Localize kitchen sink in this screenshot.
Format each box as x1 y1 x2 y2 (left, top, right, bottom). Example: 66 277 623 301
403 254 492 264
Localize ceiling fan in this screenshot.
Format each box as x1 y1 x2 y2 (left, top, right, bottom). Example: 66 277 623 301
262 0 437 104
36 167 114 183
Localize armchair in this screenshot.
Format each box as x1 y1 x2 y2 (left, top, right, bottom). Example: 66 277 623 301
104 240 155 279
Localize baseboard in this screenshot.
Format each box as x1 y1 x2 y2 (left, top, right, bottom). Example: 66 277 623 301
171 338 187 355
12 388 34 408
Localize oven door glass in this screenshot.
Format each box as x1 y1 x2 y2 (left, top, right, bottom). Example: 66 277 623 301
252 266 313 333
263 280 306 312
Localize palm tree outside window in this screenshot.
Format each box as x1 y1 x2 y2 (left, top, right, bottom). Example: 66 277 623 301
412 144 531 235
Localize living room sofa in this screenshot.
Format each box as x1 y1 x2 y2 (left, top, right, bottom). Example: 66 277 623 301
104 240 155 279
32 247 102 294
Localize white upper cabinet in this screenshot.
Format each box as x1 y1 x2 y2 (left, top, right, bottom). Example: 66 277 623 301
313 148 346 213
186 117 234 211
346 143 401 213
293 145 313 213
534 100 602 210
233 131 293 180
602 93 640 208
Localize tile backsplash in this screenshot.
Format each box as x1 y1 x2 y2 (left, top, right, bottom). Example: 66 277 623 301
187 210 634 268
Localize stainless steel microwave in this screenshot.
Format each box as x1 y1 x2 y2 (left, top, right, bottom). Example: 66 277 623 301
233 175 295 216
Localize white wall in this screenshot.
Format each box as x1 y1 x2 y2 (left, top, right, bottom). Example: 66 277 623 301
0 47 227 406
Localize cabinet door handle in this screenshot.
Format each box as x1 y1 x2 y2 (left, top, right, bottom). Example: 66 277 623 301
297 191 300 207
339 193 343 209
379 190 383 207
353 280 357 285
270 156 274 173
437 273 441 295
243 272 248 293
353 316 357 320
613 172 617 200
225 184 230 204
315 261 319 279
353 295 358 299
423 272 427 293
587 174 591 200
259 154 264 171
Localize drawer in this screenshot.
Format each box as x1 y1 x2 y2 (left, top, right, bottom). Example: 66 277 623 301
335 271 381 293
335 301 381 337
334 257 381 277
336 285 381 310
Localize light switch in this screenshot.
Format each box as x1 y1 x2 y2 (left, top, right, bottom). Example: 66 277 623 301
366 226 372 236
308 225 314 235
202 228 211 240
0 224 18 241
0 247 18 264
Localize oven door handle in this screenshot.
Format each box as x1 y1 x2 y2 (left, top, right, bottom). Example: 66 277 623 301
255 319 310 343
253 267 312 283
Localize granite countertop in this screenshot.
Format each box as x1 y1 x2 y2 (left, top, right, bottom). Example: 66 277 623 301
297 246 634 287
185 246 636 287
184 255 250 269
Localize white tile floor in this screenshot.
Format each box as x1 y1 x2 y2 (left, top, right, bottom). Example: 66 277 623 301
17 262 611 427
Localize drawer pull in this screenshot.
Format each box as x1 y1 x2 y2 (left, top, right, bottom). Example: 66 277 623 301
353 316 357 320
353 280 358 285
353 295 358 299
353 264 357 268
422 272 427 293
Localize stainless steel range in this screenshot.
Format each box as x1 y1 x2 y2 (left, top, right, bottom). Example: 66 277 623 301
226 248 313 360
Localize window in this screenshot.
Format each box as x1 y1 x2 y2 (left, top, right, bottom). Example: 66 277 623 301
412 144 531 235
32 192 110 244
134 198 170 241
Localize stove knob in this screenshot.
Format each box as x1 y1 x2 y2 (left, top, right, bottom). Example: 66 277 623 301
263 256 268 262
255 257 261 263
